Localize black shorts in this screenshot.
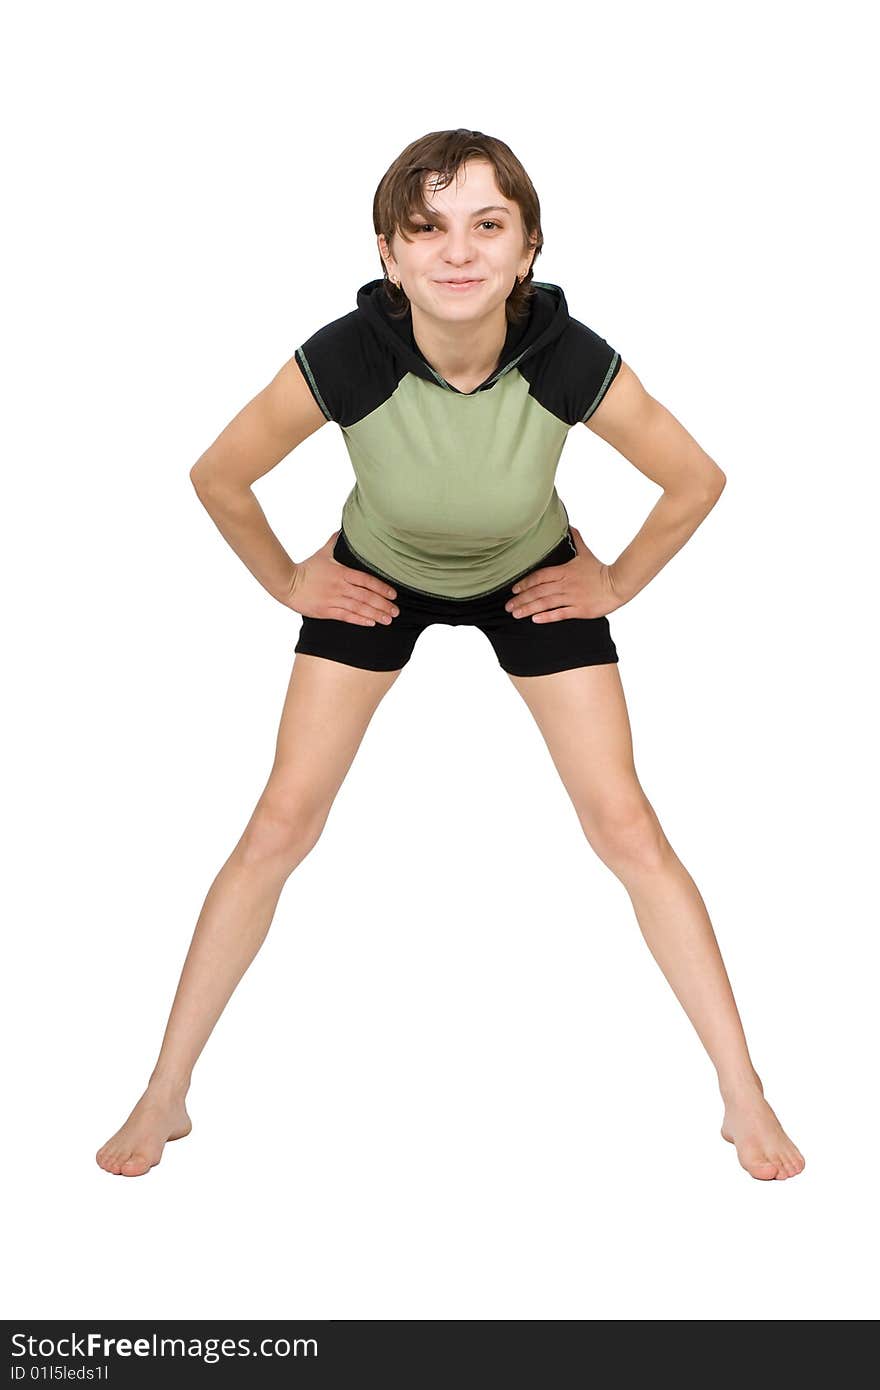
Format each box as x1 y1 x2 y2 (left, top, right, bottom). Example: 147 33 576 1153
293 528 620 677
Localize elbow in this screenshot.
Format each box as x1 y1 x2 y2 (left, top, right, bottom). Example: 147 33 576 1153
671 470 725 513
702 463 726 503
189 460 220 494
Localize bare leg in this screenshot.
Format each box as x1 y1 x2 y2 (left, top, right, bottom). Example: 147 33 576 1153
96 654 404 1176
506 663 806 1181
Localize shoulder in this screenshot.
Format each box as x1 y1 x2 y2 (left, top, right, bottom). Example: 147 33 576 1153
294 310 373 425
295 308 365 383
535 313 622 426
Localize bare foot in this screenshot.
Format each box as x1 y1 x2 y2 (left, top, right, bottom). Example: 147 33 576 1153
96 1083 192 1177
720 1073 805 1180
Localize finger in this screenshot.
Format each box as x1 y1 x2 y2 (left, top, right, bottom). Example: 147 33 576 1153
530 606 579 623
340 572 399 620
511 565 566 595
325 603 390 627
337 564 397 602
344 588 399 620
323 611 375 628
509 586 570 616
342 594 398 624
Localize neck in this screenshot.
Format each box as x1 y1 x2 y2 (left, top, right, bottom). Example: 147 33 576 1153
410 301 508 386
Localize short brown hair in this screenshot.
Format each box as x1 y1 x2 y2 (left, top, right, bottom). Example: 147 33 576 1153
372 128 544 324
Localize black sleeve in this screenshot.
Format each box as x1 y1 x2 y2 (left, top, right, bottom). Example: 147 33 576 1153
293 310 362 425
556 317 622 425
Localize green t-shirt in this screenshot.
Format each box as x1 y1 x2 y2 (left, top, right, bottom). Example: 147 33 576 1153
295 279 621 600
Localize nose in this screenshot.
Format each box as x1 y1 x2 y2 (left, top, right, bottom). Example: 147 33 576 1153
441 232 479 264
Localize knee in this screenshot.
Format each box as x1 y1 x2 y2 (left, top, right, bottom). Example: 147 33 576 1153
238 789 327 872
580 794 669 875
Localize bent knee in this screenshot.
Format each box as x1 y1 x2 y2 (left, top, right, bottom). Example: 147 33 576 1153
581 796 668 871
239 791 328 868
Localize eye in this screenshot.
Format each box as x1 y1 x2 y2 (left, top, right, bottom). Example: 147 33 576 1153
414 221 504 233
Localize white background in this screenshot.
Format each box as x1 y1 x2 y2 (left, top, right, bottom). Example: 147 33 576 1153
3 0 877 1322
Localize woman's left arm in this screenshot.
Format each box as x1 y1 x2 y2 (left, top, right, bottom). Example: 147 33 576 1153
584 360 726 605
506 362 726 622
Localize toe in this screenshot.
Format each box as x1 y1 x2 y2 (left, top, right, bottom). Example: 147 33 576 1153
746 1158 780 1180
121 1152 153 1176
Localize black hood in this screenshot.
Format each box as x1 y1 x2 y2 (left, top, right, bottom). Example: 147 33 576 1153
355 277 571 396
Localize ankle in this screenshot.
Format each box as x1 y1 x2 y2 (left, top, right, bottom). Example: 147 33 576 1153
147 1068 191 1099
719 1065 763 1104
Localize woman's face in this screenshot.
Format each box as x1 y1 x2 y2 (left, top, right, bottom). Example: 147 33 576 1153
379 159 536 323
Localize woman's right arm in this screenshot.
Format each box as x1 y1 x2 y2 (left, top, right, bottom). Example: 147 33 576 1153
189 357 399 627
189 355 327 604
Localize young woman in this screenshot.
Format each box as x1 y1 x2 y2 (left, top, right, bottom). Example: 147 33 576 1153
96 129 805 1181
